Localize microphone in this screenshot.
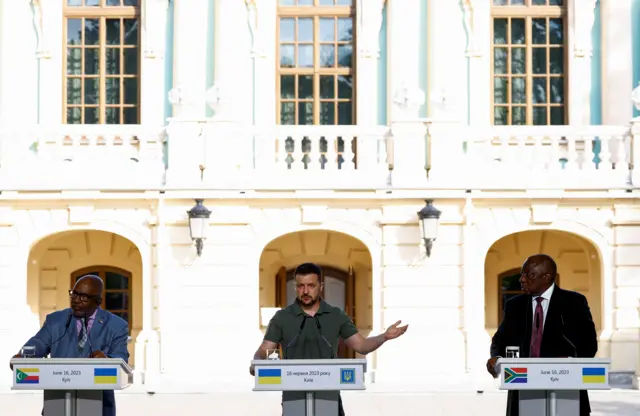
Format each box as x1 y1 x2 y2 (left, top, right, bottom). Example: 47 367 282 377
84 313 94 356
283 316 307 358
560 315 578 358
314 317 335 359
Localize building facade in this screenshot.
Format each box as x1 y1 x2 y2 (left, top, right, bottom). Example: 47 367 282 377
0 0 640 391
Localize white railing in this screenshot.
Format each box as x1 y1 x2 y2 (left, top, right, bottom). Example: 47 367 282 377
0 125 166 190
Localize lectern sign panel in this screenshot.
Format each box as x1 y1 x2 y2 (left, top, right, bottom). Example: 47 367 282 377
13 364 122 390
253 363 365 391
499 362 610 390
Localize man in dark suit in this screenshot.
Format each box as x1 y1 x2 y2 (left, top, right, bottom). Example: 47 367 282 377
486 254 598 416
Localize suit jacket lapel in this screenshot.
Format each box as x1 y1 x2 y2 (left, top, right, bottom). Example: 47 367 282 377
541 287 562 355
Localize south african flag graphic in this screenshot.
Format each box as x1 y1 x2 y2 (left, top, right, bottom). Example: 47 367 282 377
504 367 527 384
16 368 40 384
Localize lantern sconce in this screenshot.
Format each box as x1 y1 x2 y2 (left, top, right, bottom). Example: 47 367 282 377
417 199 442 257
187 199 212 257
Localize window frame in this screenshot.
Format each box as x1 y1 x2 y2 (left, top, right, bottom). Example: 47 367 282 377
70 265 132 332
275 0 357 125
62 0 141 124
490 0 568 125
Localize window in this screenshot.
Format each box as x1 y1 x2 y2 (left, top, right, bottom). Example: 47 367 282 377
277 0 355 126
491 0 566 125
71 266 132 330
498 268 560 321
64 0 140 124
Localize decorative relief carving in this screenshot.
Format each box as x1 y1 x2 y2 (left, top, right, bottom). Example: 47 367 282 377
461 0 481 57
245 0 266 58
358 0 386 58
393 83 425 113
31 0 50 58
573 0 598 57
143 0 169 58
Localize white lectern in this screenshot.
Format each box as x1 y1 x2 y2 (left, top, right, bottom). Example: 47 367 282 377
10 358 133 416
497 358 611 416
252 358 367 416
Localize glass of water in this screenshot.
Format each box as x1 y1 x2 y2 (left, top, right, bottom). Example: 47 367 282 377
505 346 520 358
266 349 281 360
20 346 36 358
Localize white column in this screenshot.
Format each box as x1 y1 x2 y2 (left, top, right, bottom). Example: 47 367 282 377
170 0 209 119
388 0 423 121
356 0 384 125
568 0 597 125
33 0 63 125
0 0 39 127
141 0 169 126
463 0 491 126
601 0 633 124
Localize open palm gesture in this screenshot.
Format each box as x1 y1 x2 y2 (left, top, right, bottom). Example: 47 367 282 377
384 320 408 341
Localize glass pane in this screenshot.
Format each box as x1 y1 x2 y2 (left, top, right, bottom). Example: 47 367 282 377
493 0 507 4
280 18 295 42
493 19 507 44
549 0 563 5
280 0 295 4
280 45 294 67
280 103 295 125
124 0 138 5
512 107 526 125
67 107 81 124
511 48 525 74
83 48 98 75
106 272 129 290
494 107 507 125
337 102 352 124
320 45 335 67
494 48 507 74
67 19 82 45
533 107 547 125
106 19 120 45
298 75 313 99
297 45 313 67
337 0 352 4
123 19 139 45
510 0 525 4
550 107 564 125
532 77 547 104
84 108 99 124
114 312 129 323
532 48 546 74
549 47 564 74
84 19 100 45
298 102 313 125
501 274 521 291
320 75 335 99
320 18 334 41
67 48 81 75
532 0 546 4
320 103 335 125
337 75 352 99
298 18 313 42
67 0 82 5
298 0 313 4
86 0 99 5
124 78 137 104
494 77 508 104
510 19 525 45
281 75 294 99
337 45 352 67
511 77 526 103
85 78 99 104
550 77 564 103
105 293 129 310
319 0 333 4
123 48 138 75
107 0 121 5
106 107 120 124
105 48 120 75
106 78 120 105
549 18 563 44
67 78 81 104
338 18 352 41
532 18 547 45
123 107 138 124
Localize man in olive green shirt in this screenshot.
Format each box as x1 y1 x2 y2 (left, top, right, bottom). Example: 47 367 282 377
250 262 408 415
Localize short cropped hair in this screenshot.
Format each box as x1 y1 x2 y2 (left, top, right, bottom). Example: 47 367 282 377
294 262 323 282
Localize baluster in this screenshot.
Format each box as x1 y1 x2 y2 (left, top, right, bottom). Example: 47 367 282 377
291 135 304 171
325 136 336 170
532 135 544 170
564 136 578 170
598 136 612 170
498 135 509 164
582 135 596 171
549 136 561 171
516 135 527 168
308 134 321 171
341 136 355 170
276 135 288 170
614 135 629 171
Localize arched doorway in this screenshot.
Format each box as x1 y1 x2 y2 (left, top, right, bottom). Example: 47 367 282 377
260 230 372 359
27 230 142 366
484 230 602 333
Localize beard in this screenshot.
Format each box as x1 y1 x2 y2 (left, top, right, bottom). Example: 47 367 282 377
297 295 318 306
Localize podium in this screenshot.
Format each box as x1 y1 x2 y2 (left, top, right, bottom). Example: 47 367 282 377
496 357 611 416
251 358 367 416
10 357 133 416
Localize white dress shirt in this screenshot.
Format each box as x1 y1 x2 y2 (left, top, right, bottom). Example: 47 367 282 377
532 283 555 328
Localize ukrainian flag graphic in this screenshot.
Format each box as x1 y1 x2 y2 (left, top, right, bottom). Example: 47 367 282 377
257 368 282 385
582 367 606 384
94 368 118 384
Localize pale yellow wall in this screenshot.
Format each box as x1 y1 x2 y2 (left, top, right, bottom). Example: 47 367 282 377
484 230 602 331
259 230 373 334
27 230 142 366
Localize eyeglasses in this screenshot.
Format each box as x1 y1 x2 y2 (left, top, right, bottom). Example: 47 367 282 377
69 290 99 302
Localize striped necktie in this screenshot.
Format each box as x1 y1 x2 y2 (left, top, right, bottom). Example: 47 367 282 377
78 318 88 349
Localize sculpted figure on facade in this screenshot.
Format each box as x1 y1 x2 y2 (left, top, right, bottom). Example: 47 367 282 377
358 0 386 58
143 0 169 58
245 0 264 57
461 0 481 57
573 0 597 57
31 0 50 58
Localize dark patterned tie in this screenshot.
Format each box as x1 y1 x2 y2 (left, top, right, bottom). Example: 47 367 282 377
529 297 544 357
